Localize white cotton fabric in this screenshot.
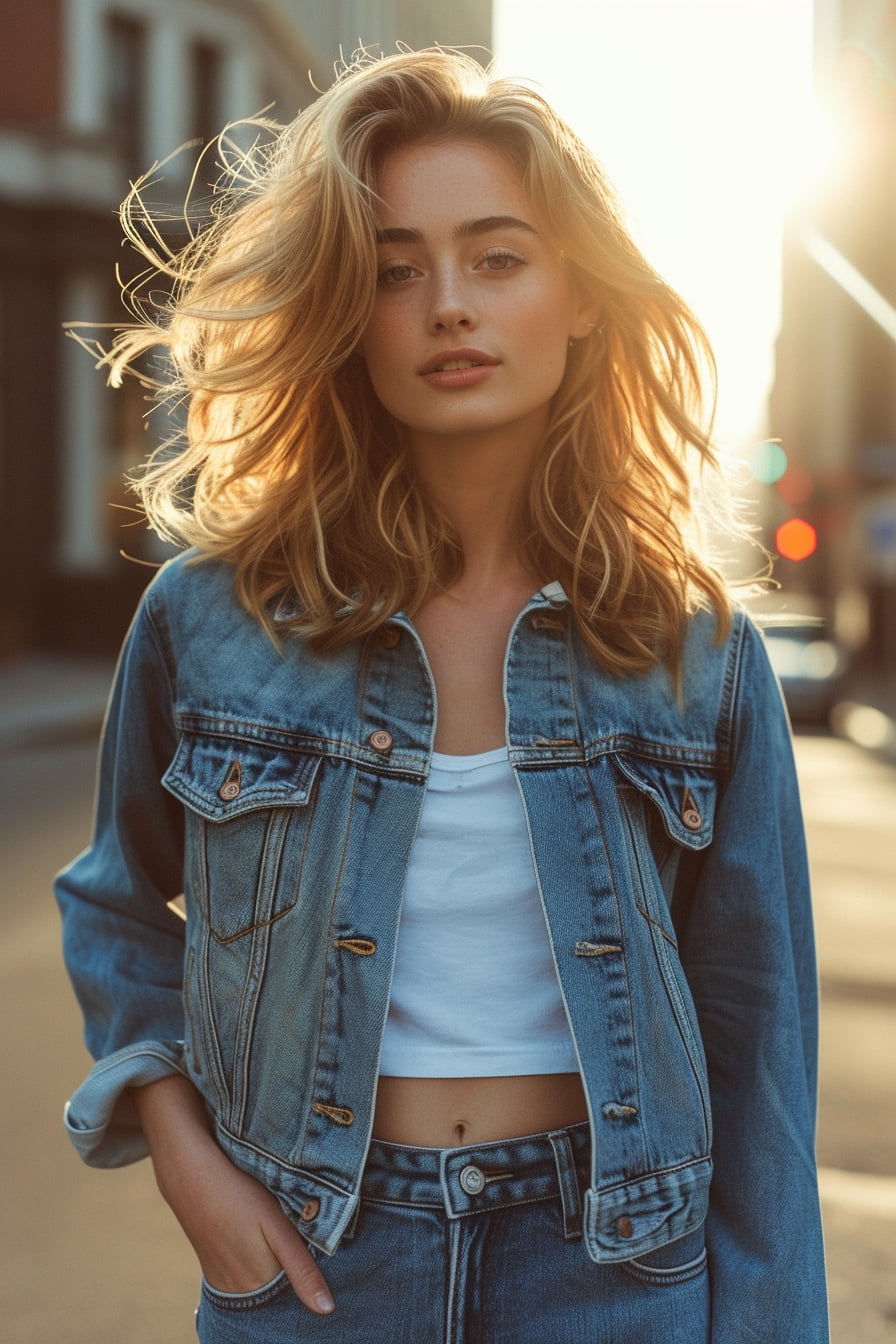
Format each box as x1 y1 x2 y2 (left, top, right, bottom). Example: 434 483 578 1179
379 747 580 1077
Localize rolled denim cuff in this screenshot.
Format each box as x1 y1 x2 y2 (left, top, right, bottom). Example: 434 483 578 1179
64 1040 188 1167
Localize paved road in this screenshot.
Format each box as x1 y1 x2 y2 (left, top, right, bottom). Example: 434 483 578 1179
797 734 896 1342
1 731 894 1342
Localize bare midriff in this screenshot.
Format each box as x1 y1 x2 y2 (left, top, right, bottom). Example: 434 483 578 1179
372 1073 589 1147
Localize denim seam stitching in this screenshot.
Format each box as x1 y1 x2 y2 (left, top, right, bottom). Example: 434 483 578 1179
173 715 429 779
624 801 711 1146
198 921 229 1116
302 765 360 1157
582 757 648 1176
620 1248 708 1286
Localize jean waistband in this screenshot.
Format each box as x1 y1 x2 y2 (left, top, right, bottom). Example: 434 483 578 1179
359 1121 591 1239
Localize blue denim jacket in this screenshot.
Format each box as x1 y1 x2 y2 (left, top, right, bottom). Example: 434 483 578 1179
56 553 828 1340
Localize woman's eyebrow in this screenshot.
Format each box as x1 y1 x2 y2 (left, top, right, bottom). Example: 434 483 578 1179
374 215 539 244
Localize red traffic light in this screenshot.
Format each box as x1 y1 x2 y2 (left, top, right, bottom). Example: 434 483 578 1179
775 518 817 562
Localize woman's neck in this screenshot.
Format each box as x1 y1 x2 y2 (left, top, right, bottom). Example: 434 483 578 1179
408 422 544 587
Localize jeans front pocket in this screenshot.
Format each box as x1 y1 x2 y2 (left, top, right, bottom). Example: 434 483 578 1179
200 1269 291 1313
619 1225 708 1287
196 1270 299 1344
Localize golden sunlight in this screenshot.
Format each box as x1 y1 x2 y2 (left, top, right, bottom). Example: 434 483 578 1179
494 0 817 443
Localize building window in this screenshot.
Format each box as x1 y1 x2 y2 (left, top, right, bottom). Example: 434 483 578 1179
105 13 146 174
191 39 223 148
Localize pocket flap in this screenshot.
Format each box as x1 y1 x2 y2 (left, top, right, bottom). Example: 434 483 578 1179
163 731 322 821
613 754 717 850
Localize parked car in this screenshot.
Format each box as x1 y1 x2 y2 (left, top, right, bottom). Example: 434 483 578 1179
761 618 850 724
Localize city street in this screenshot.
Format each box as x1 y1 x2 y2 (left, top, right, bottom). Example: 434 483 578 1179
1 729 894 1342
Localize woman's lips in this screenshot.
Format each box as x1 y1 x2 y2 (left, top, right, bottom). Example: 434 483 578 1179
418 349 499 388
421 364 497 388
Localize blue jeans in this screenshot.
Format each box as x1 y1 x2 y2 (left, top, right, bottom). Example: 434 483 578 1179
195 1122 710 1343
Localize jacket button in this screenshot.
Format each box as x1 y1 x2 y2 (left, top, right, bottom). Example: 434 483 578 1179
218 762 242 801
380 625 401 648
299 1198 320 1222
617 1214 634 1239
312 1101 355 1126
682 807 702 830
369 730 393 753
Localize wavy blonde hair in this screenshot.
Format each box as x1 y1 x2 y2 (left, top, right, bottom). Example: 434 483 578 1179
92 46 734 674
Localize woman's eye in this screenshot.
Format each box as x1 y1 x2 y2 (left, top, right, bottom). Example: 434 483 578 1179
377 262 418 286
478 249 524 272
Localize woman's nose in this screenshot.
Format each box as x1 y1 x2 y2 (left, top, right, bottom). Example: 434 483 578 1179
429 269 476 333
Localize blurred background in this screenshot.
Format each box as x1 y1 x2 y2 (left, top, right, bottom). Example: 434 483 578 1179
1 1 894 1340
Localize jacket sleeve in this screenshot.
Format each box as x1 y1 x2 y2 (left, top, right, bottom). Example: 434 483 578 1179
675 616 829 1342
55 586 190 1167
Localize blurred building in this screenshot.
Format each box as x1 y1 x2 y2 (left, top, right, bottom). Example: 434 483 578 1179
0 1 492 657
277 2 493 66
768 0 896 679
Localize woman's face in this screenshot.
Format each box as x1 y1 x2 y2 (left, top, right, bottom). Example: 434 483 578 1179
359 138 596 454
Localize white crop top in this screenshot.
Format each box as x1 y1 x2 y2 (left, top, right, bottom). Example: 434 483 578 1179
378 747 580 1077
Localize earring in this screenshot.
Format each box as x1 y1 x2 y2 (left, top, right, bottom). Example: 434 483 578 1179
571 323 601 348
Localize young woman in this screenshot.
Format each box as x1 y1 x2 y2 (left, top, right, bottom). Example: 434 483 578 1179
56 48 829 1343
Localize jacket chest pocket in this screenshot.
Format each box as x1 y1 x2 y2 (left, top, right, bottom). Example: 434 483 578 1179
612 752 718 931
163 730 323 943
614 754 717 853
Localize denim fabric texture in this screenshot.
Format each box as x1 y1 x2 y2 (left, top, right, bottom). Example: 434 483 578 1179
195 1122 711 1343
56 553 829 1341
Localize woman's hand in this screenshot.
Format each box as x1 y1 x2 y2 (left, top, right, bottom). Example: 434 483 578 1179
132 1075 335 1315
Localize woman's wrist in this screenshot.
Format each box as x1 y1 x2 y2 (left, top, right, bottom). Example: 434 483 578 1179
132 1072 207 1127
131 1075 216 1192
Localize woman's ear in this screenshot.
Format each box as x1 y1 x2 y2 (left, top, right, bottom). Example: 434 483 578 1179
570 299 601 342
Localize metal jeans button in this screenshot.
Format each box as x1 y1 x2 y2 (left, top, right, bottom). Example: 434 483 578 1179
459 1164 486 1195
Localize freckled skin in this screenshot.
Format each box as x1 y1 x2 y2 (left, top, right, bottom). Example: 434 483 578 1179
360 139 596 454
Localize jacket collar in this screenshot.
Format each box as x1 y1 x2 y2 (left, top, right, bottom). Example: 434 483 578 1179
273 581 570 626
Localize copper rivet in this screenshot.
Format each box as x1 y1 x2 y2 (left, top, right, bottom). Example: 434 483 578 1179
299 1199 320 1222
617 1215 634 1239
218 781 240 801
369 730 393 752
682 808 702 830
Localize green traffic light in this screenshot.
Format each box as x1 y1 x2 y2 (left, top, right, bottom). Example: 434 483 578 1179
750 441 788 484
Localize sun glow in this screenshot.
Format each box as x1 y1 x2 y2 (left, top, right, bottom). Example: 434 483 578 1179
494 0 817 443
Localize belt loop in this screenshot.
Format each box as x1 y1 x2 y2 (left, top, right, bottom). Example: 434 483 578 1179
341 1195 362 1243
549 1130 583 1241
